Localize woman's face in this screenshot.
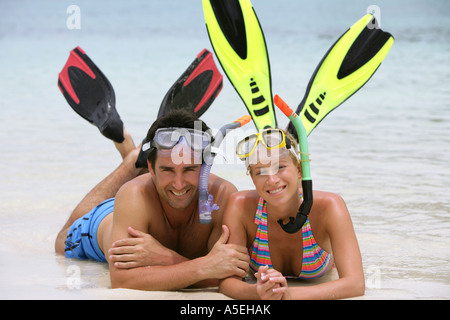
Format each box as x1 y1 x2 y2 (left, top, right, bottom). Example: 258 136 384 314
249 149 301 205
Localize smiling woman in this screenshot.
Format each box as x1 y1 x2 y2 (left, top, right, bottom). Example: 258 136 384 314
219 126 365 300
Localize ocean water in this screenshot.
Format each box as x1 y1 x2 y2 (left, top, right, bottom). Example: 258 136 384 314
0 0 449 299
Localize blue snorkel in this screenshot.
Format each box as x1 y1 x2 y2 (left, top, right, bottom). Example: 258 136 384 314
274 95 313 233
199 115 251 224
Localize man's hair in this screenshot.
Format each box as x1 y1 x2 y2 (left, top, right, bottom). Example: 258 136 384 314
144 110 212 170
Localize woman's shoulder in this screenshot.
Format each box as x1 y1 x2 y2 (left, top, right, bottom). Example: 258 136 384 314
222 190 260 241
230 189 260 205
313 190 346 207
224 189 260 220
310 191 351 228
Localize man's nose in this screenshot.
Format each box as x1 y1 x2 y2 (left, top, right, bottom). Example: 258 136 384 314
173 172 187 190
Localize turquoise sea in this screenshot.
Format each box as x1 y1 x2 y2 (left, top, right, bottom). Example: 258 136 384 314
0 0 449 299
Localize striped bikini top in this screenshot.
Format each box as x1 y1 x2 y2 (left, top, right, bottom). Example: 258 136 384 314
249 196 333 279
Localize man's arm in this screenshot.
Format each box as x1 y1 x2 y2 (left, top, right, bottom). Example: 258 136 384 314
108 227 189 269
108 174 241 270
110 254 218 290
105 182 248 291
110 225 248 291
105 183 203 290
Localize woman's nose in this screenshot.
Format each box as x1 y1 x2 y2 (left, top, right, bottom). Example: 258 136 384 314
266 172 280 184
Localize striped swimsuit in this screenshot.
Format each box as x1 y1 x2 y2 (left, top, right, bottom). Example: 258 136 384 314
249 196 333 279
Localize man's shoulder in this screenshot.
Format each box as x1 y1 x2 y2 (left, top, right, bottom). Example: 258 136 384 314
114 174 159 216
118 173 156 195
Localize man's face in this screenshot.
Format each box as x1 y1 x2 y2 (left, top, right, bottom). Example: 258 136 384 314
150 144 202 210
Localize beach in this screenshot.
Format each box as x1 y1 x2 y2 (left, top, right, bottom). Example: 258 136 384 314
0 0 449 300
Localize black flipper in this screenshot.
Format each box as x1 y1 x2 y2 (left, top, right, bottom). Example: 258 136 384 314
135 49 223 168
158 49 223 119
58 47 124 143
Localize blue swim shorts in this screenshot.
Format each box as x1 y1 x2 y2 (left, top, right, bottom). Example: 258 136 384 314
64 198 115 262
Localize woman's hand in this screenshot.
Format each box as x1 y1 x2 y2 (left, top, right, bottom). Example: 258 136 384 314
255 265 290 300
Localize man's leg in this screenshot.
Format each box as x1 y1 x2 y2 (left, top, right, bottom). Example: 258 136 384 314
113 128 138 161
55 129 145 254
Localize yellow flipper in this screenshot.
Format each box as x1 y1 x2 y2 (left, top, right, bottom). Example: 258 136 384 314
288 13 394 138
203 0 277 130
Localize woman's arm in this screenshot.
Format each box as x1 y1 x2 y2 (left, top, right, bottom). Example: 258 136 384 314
287 193 365 299
219 191 261 299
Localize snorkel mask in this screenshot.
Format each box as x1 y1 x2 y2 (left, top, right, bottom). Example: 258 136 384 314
235 127 301 167
139 119 251 225
142 127 212 157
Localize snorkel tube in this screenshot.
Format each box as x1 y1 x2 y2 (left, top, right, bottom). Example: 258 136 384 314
199 115 251 224
274 95 313 233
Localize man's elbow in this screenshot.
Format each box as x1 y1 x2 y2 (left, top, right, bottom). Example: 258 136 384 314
110 269 139 290
110 273 129 289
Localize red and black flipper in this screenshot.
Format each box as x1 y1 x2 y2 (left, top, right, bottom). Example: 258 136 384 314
158 48 223 119
58 46 124 143
136 49 223 168
58 47 223 168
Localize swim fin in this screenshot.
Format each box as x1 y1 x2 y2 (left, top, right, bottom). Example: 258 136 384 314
287 13 394 140
134 49 224 168
58 46 124 143
157 48 223 119
203 0 277 130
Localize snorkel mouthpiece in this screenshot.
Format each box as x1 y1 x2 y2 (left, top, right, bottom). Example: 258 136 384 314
281 180 313 233
274 95 313 233
199 193 220 224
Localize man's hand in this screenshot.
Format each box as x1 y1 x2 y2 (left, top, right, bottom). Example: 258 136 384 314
108 227 177 268
203 225 250 279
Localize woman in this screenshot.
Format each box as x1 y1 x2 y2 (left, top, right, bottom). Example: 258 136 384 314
221 128 365 299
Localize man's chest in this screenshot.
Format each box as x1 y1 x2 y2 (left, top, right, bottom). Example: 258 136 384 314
152 225 211 259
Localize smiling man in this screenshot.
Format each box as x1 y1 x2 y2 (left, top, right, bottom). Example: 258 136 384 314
55 110 250 291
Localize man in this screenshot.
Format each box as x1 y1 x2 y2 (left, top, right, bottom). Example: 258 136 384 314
55 110 249 290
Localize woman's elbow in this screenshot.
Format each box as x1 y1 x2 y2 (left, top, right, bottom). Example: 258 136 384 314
348 276 365 298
